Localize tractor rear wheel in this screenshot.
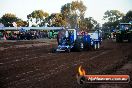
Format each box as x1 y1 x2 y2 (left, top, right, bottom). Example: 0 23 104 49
116 33 122 43
74 40 83 52
128 32 132 43
94 43 97 50
83 42 90 51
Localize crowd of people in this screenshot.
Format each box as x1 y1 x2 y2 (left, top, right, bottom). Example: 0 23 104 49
0 30 49 40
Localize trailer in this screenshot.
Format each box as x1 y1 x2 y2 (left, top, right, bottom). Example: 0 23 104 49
52 28 102 53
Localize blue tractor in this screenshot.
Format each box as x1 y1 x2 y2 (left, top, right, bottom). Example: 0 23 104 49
52 28 102 53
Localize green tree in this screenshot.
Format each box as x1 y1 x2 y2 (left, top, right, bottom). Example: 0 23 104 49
27 10 49 26
16 20 28 27
61 0 86 28
1 13 19 27
103 20 119 28
103 10 124 29
79 17 98 31
103 10 124 22
71 0 86 17
61 3 71 19
121 10 132 23
47 13 66 27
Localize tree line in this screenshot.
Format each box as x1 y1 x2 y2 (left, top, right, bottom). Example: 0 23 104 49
103 10 132 29
0 0 132 31
0 0 99 31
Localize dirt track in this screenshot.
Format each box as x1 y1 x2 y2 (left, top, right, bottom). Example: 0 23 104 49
0 39 132 88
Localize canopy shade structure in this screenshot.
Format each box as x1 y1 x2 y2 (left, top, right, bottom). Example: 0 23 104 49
0 27 64 31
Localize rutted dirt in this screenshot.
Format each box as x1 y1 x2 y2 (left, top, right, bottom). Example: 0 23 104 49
0 39 131 88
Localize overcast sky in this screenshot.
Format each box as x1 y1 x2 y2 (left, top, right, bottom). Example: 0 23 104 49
0 0 132 24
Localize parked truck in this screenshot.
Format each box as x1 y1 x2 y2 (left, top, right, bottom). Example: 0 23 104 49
52 28 102 53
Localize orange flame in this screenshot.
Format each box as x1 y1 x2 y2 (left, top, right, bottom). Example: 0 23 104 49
78 66 86 76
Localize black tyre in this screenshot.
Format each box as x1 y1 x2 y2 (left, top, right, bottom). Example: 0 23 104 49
116 33 122 43
66 48 71 53
97 42 100 49
51 48 56 53
128 32 132 43
94 42 99 50
94 43 97 50
83 42 90 51
74 40 83 52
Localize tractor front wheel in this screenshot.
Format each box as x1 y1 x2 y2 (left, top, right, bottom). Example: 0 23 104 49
66 48 71 53
51 48 56 53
